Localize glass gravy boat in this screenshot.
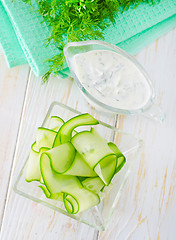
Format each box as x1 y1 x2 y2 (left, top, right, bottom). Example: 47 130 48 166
64 40 165 122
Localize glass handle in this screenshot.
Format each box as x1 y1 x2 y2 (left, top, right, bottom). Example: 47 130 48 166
142 103 166 123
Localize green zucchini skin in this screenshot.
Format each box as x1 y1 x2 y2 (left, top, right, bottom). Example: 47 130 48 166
108 142 126 173
41 143 97 177
63 151 97 177
44 142 76 174
39 185 63 200
53 113 99 147
40 153 100 214
82 177 105 194
71 130 117 185
36 127 57 149
48 116 64 131
25 146 49 182
25 114 126 215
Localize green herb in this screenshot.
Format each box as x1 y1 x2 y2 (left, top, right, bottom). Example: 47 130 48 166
23 0 158 82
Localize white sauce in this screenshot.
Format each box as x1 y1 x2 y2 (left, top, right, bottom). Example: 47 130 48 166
72 50 152 111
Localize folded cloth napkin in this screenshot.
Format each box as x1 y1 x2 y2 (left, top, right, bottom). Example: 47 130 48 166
0 0 176 76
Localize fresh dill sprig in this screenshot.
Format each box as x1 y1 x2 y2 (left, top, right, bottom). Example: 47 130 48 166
23 0 158 81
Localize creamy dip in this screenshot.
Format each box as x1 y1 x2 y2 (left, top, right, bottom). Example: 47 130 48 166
72 50 152 111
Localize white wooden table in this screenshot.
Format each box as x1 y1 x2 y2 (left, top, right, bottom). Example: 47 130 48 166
0 28 176 240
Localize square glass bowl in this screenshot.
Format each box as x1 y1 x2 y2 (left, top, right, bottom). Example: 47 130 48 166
14 102 141 231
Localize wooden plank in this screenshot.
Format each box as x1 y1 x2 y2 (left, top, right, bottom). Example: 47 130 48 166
99 28 176 240
0 54 29 227
1 27 176 239
0 70 117 239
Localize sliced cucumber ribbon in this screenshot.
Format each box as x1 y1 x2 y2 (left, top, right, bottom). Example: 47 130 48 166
108 142 126 174
62 151 97 177
39 185 63 201
53 113 99 146
41 143 97 177
25 145 49 182
25 117 63 182
40 153 100 214
82 177 105 194
44 143 76 174
36 128 57 149
48 116 64 131
71 129 117 185
25 113 125 214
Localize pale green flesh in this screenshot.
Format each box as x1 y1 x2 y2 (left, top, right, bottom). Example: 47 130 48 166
40 153 79 193
65 152 97 177
71 131 117 185
36 128 57 149
90 127 107 144
42 143 96 177
25 149 41 182
25 147 49 182
58 113 99 144
71 131 115 168
115 157 126 173
48 116 64 131
40 153 100 213
108 142 126 173
94 154 117 185
82 177 105 194
25 114 125 214
39 185 63 201
45 142 76 174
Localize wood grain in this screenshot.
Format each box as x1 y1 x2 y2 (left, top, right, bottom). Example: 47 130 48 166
0 54 29 227
0 71 117 240
99 28 176 240
0 28 176 240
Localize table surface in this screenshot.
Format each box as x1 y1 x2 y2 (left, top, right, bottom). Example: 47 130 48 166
0 28 176 240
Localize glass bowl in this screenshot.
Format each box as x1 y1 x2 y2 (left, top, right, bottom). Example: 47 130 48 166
64 40 165 122
14 101 141 231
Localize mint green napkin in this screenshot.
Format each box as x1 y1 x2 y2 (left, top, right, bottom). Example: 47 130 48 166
0 0 175 76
